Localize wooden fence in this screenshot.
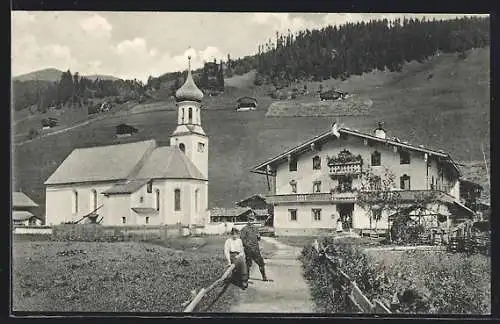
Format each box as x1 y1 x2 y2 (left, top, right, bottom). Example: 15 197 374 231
313 240 392 314
51 224 184 242
183 264 236 312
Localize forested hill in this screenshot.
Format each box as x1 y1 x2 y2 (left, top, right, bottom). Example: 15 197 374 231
146 16 489 90
254 16 490 85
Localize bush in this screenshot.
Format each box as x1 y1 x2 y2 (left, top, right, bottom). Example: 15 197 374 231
299 236 491 314
28 128 39 139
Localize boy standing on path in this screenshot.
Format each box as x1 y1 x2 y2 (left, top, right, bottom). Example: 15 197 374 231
224 228 248 289
240 215 268 281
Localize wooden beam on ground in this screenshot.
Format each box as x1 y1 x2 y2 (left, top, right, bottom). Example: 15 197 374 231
184 288 206 312
350 281 374 313
205 264 235 293
183 264 236 312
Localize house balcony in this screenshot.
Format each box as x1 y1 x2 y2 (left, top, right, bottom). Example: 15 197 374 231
328 161 363 177
327 149 363 179
266 192 357 205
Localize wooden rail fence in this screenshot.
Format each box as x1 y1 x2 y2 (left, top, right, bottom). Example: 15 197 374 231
313 240 392 314
183 264 236 312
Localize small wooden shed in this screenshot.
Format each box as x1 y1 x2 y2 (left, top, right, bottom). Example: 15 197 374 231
116 123 138 137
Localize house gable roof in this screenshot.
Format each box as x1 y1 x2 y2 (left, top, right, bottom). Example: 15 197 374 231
251 127 461 176
236 194 267 206
44 140 157 185
12 192 39 208
132 146 206 181
210 207 252 217
13 210 35 221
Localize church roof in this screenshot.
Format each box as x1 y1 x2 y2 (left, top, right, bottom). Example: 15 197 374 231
12 192 39 208
175 63 204 102
132 146 206 181
44 140 157 185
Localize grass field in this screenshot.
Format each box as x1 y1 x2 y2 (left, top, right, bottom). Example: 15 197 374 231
12 236 245 313
299 234 491 314
364 249 491 314
12 47 490 215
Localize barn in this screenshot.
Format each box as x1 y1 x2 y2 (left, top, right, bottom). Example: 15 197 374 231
116 123 139 137
236 97 257 111
12 192 42 226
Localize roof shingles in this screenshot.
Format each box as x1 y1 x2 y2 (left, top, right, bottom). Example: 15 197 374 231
12 192 39 208
45 140 157 185
45 139 206 186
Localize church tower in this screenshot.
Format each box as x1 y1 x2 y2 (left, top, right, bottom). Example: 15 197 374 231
170 56 209 180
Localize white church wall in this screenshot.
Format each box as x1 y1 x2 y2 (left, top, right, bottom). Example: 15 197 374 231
45 182 114 225
101 194 131 225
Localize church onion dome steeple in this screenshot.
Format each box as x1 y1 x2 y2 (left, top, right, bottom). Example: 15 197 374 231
175 56 204 103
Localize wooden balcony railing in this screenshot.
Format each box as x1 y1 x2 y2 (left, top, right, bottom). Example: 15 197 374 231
266 192 357 204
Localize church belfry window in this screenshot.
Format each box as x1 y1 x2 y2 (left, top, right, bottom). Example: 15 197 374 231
188 107 193 124
147 180 153 193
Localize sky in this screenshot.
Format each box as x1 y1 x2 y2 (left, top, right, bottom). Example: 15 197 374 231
11 12 488 82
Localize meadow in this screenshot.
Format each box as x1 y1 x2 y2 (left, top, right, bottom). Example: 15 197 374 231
12 236 238 313
299 236 491 314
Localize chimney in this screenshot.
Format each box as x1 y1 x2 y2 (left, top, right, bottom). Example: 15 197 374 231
374 122 386 139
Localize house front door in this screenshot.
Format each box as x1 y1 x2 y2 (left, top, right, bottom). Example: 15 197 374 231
337 203 354 231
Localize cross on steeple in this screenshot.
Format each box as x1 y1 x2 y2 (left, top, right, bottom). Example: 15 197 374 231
188 55 191 71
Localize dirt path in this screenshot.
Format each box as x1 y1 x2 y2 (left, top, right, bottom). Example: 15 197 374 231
229 237 314 313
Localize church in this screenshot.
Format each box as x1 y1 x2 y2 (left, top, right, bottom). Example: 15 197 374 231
44 58 209 226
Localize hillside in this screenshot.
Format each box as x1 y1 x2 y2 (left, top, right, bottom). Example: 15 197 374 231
13 68 64 82
12 47 490 216
13 68 121 82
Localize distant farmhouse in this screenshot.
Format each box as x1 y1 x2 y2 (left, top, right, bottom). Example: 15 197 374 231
209 206 268 224
44 59 209 227
236 97 257 111
236 194 268 210
116 123 138 137
251 122 479 236
12 192 42 226
320 89 349 101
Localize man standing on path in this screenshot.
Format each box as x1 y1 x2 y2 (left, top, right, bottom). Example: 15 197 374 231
240 215 268 281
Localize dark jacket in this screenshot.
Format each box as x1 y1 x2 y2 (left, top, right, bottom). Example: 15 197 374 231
240 224 261 251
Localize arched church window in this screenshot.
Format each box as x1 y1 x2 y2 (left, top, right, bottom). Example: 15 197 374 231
90 189 97 211
155 189 160 211
179 143 185 153
72 190 78 214
181 108 185 123
188 107 193 124
195 189 199 212
174 189 181 211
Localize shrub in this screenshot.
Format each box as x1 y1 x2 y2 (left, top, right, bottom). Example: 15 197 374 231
28 128 39 139
299 236 490 314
